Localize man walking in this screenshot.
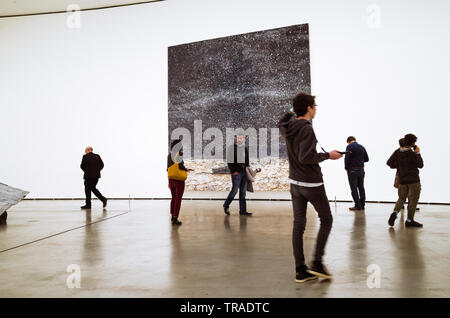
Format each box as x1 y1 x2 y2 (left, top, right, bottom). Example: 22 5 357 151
278 93 342 283
345 136 369 211
80 146 107 209
387 134 423 227
223 134 252 216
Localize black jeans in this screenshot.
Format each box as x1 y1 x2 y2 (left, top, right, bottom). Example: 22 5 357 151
290 184 333 267
347 168 365 209
84 178 105 206
223 171 248 213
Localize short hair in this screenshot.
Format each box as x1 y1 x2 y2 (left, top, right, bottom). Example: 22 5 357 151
399 138 406 147
293 93 315 117
404 134 417 147
347 136 356 143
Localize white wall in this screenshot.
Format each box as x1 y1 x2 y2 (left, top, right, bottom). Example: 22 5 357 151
0 0 449 202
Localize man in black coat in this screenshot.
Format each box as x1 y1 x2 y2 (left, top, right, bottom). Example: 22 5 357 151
80 146 107 209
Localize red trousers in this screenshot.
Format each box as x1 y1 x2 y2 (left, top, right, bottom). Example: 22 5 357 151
169 179 185 218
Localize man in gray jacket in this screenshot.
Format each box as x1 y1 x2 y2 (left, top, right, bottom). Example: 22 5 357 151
278 93 342 283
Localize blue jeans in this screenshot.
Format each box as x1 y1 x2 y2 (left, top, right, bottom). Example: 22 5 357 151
347 168 365 209
223 171 248 213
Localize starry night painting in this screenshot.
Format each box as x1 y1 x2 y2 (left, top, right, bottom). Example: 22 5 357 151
168 23 311 158
168 24 310 191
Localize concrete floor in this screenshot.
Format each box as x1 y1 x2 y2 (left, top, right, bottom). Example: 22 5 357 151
0 198 449 298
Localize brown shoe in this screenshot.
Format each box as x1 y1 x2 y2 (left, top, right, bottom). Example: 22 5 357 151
349 206 361 211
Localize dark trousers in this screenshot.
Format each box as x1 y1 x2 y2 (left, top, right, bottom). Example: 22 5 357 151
290 184 333 267
347 168 366 209
223 171 248 213
169 179 185 218
84 178 105 206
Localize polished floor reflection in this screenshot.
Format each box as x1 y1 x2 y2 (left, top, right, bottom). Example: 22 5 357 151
0 199 449 297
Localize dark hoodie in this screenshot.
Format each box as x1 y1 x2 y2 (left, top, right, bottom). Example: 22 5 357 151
278 112 329 183
387 148 423 184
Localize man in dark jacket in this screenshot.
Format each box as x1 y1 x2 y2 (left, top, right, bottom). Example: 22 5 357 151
345 136 369 211
278 93 342 283
223 134 252 216
80 146 107 209
387 134 423 227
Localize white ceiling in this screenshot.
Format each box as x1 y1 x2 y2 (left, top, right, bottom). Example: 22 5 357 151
0 0 162 17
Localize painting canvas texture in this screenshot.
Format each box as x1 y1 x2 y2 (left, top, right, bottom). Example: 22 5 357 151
168 24 311 191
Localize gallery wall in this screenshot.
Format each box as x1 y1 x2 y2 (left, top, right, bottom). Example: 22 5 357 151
0 0 449 202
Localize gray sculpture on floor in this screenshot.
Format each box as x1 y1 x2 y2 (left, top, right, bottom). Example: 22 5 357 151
0 183 29 225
